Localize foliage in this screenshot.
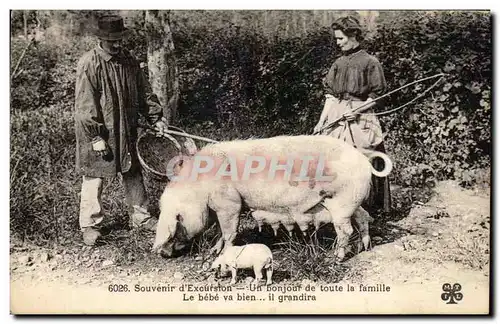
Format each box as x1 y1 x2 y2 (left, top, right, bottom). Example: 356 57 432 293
370 11 491 188
173 23 335 138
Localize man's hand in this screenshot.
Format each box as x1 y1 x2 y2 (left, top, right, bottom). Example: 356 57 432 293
92 139 108 157
153 117 168 137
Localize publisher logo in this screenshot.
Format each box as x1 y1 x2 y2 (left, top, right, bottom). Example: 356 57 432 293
441 283 463 304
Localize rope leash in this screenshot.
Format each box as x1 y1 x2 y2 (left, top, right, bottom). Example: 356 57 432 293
140 122 219 144
360 73 447 117
162 129 219 144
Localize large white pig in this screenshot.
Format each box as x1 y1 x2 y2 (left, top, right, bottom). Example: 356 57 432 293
152 135 373 260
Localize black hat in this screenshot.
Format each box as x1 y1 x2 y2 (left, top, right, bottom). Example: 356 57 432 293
95 15 128 41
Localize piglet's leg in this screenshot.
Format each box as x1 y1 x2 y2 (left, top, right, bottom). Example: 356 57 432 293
253 265 263 284
265 265 273 286
230 267 238 285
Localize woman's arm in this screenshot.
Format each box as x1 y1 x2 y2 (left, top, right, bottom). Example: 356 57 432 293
366 57 387 108
350 57 387 115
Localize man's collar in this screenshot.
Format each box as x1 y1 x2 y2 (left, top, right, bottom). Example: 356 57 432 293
96 44 113 61
96 43 127 62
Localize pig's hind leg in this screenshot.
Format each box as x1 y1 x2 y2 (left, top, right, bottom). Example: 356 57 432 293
353 207 373 253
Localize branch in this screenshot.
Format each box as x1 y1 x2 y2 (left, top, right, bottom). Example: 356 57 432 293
11 38 34 81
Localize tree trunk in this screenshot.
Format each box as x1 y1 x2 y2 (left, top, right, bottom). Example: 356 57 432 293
23 10 28 39
144 10 179 124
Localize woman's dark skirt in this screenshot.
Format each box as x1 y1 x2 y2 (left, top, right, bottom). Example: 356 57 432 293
364 142 392 215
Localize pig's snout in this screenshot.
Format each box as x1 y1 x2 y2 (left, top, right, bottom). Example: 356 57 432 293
160 245 174 258
152 241 174 258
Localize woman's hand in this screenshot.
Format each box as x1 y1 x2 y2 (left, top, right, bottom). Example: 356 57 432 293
342 111 356 122
355 97 376 114
314 122 324 134
343 97 376 121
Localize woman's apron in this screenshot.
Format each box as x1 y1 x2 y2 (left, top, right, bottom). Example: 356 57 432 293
319 94 384 151
318 94 391 213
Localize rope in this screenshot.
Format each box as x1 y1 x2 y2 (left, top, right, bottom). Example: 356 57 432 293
163 129 219 144
139 121 219 144
360 73 447 117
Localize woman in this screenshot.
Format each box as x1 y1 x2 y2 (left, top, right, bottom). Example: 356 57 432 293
314 16 391 213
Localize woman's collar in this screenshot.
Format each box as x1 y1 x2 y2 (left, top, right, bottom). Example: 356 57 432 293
341 46 362 57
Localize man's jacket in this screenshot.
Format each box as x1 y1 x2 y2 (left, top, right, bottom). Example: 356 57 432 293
74 45 162 177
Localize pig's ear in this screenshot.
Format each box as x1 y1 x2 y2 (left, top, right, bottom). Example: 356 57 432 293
177 157 184 168
174 215 188 242
173 157 184 176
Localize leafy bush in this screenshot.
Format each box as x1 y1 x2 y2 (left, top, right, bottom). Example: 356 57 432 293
173 23 335 138
370 11 491 187
10 38 55 111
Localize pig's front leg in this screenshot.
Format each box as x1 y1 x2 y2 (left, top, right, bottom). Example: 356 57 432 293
217 211 239 254
208 185 242 255
210 237 224 256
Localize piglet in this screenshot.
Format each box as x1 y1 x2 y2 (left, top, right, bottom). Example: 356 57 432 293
210 243 273 285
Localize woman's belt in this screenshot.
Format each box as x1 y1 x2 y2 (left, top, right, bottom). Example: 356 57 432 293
339 93 367 101
325 93 368 102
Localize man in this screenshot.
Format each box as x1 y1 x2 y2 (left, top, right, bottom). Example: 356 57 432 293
74 15 168 246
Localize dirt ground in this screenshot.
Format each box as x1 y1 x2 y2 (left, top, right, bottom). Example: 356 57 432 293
10 180 490 314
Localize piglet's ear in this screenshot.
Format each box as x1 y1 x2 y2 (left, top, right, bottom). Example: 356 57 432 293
176 213 183 222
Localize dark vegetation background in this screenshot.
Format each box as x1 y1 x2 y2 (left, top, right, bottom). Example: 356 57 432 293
10 10 491 251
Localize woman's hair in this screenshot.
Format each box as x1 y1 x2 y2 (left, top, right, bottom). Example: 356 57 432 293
331 16 364 40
